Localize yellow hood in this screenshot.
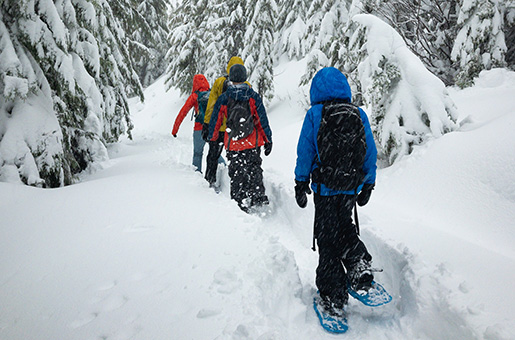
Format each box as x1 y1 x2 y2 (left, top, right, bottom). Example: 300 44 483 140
226 56 244 75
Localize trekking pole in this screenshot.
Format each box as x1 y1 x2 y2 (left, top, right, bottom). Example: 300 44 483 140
354 203 360 236
354 189 360 235
312 184 322 252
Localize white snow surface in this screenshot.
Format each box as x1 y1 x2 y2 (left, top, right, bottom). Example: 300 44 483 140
1 64 515 339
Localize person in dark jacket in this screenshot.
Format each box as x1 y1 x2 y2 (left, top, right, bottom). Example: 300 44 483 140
294 67 378 316
207 64 273 212
202 57 249 186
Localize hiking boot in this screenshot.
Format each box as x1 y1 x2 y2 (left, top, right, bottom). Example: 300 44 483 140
237 198 252 213
319 293 347 318
251 195 269 207
238 203 250 213
347 259 374 292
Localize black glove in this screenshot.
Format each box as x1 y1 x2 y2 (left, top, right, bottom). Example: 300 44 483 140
172 133 177 138
264 142 272 156
357 183 375 206
201 123 209 141
295 180 311 208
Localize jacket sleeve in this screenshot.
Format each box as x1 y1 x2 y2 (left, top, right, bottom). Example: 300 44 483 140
208 95 225 141
172 93 197 135
252 92 272 143
359 108 377 184
204 76 225 125
294 108 317 182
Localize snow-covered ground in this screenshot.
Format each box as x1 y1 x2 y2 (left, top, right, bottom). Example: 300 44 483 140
1 63 514 339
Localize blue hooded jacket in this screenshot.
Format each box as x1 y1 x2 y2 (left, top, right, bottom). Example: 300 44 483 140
294 67 377 196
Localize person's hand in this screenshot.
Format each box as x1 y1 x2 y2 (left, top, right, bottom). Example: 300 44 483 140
201 124 209 141
357 183 375 206
295 180 311 208
264 142 272 156
172 133 177 138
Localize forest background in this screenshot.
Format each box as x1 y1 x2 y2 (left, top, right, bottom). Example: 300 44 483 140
0 0 513 186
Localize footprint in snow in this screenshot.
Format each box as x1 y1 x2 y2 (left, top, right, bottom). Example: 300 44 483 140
211 268 242 294
197 308 222 318
123 224 156 233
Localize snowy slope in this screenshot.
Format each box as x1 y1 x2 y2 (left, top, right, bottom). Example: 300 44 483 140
1 64 514 339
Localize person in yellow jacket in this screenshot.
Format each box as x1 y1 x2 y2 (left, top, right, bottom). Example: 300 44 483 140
201 56 251 187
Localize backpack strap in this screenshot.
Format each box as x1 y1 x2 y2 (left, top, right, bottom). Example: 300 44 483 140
222 76 230 93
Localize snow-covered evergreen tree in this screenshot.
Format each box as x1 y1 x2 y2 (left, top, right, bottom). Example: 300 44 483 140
452 0 510 88
111 0 169 87
300 0 328 85
203 0 247 80
302 0 326 53
137 0 170 85
345 14 459 164
361 0 459 86
0 0 143 187
222 0 247 64
276 0 309 60
165 0 211 94
300 49 330 86
156 0 511 164
300 0 349 85
243 0 277 102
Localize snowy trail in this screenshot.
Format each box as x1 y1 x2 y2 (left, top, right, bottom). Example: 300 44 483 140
258 175 478 340
123 74 505 339
0 127 474 339
2 69 514 339
170 129 478 340
119 122 477 339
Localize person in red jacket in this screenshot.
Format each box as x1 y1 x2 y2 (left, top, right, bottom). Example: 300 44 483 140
207 64 272 212
171 74 222 172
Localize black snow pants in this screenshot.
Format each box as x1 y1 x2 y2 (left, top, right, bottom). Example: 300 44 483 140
226 148 268 210
205 132 225 184
314 193 372 305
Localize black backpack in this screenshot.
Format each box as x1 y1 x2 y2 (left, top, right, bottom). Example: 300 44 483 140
314 101 366 191
226 97 255 141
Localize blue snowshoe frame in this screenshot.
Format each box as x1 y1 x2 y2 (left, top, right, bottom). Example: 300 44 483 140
348 280 392 307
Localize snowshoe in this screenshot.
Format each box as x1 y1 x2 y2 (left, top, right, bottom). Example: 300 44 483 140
348 281 392 307
313 293 348 333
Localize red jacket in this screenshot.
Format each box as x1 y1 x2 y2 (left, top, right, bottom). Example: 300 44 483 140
172 74 210 135
209 84 272 152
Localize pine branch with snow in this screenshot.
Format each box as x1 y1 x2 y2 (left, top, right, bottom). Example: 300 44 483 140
345 14 459 164
452 0 509 88
275 0 310 60
300 0 349 85
164 0 213 94
243 0 277 103
361 0 460 86
111 0 170 87
0 0 143 187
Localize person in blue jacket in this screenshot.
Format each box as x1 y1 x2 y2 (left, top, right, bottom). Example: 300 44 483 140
294 67 378 316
